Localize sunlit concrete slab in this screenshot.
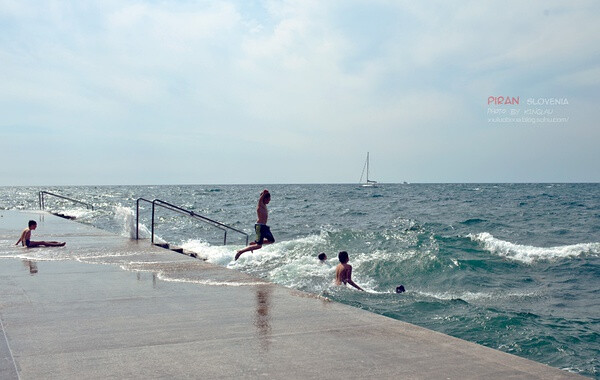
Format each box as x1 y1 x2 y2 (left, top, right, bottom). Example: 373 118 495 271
0 211 585 379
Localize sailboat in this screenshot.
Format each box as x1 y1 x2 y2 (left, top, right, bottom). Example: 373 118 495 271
359 152 379 187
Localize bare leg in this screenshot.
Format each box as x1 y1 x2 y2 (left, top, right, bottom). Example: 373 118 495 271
235 244 262 261
234 240 275 261
28 241 66 247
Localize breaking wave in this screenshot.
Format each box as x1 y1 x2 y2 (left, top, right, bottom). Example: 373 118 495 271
468 232 600 263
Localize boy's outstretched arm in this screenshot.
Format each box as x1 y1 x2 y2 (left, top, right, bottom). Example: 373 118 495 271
348 279 364 291
259 189 270 203
347 266 364 291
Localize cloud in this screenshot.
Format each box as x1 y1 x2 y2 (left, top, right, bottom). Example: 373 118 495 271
1 0 599 184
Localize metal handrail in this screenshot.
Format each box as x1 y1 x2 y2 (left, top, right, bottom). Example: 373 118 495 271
39 191 95 211
135 197 249 246
153 199 226 245
136 198 153 240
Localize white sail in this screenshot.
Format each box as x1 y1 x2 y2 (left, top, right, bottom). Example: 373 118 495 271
359 152 378 187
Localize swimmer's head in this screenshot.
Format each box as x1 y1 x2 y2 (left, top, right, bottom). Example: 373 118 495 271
318 252 327 261
396 285 406 294
28 220 37 229
338 251 349 264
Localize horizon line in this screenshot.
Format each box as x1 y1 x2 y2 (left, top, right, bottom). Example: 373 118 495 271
2 181 600 187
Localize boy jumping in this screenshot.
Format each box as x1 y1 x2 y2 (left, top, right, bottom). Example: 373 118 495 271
235 190 275 260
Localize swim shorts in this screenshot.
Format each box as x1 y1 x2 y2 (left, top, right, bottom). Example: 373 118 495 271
25 239 31 247
254 224 275 245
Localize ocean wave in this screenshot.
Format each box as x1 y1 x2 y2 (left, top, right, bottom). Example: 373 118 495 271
468 232 600 263
179 233 387 293
181 231 330 265
416 289 539 303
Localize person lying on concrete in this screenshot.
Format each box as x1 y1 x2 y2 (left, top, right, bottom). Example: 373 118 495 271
235 190 275 261
335 251 364 291
16 220 66 248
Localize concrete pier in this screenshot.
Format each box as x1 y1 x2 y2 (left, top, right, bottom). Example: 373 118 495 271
0 211 585 379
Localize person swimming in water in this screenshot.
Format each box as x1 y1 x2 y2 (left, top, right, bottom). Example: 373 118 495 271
16 220 66 248
335 251 363 291
235 190 275 261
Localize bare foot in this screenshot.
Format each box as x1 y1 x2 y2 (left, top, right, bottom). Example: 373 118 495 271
235 249 254 261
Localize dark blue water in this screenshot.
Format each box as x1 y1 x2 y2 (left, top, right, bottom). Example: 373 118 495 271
2 183 599 377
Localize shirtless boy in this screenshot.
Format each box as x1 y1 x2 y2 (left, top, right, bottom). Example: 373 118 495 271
335 251 364 291
235 190 275 260
16 220 66 248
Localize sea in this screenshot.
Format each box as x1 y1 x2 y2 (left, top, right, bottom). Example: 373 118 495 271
1 183 599 378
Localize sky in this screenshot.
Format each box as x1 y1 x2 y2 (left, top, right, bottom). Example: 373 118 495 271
1 0 599 185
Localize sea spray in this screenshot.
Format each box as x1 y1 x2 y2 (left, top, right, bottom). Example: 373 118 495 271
112 205 158 241
113 206 137 239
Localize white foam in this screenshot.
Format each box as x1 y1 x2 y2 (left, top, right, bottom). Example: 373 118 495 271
268 256 334 290
113 206 136 239
114 260 265 287
180 233 360 292
181 232 328 267
0 248 69 262
417 289 538 302
174 232 407 294
110 205 156 240
156 273 264 287
0 253 39 260
76 252 139 260
469 232 600 264
181 239 233 264
123 260 186 266
54 208 94 220
228 246 283 269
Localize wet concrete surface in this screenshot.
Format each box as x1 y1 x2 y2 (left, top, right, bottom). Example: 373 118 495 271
0 210 586 379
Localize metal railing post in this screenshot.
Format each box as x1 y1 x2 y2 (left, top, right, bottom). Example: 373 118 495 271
135 198 153 241
136 199 140 240
151 202 156 244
